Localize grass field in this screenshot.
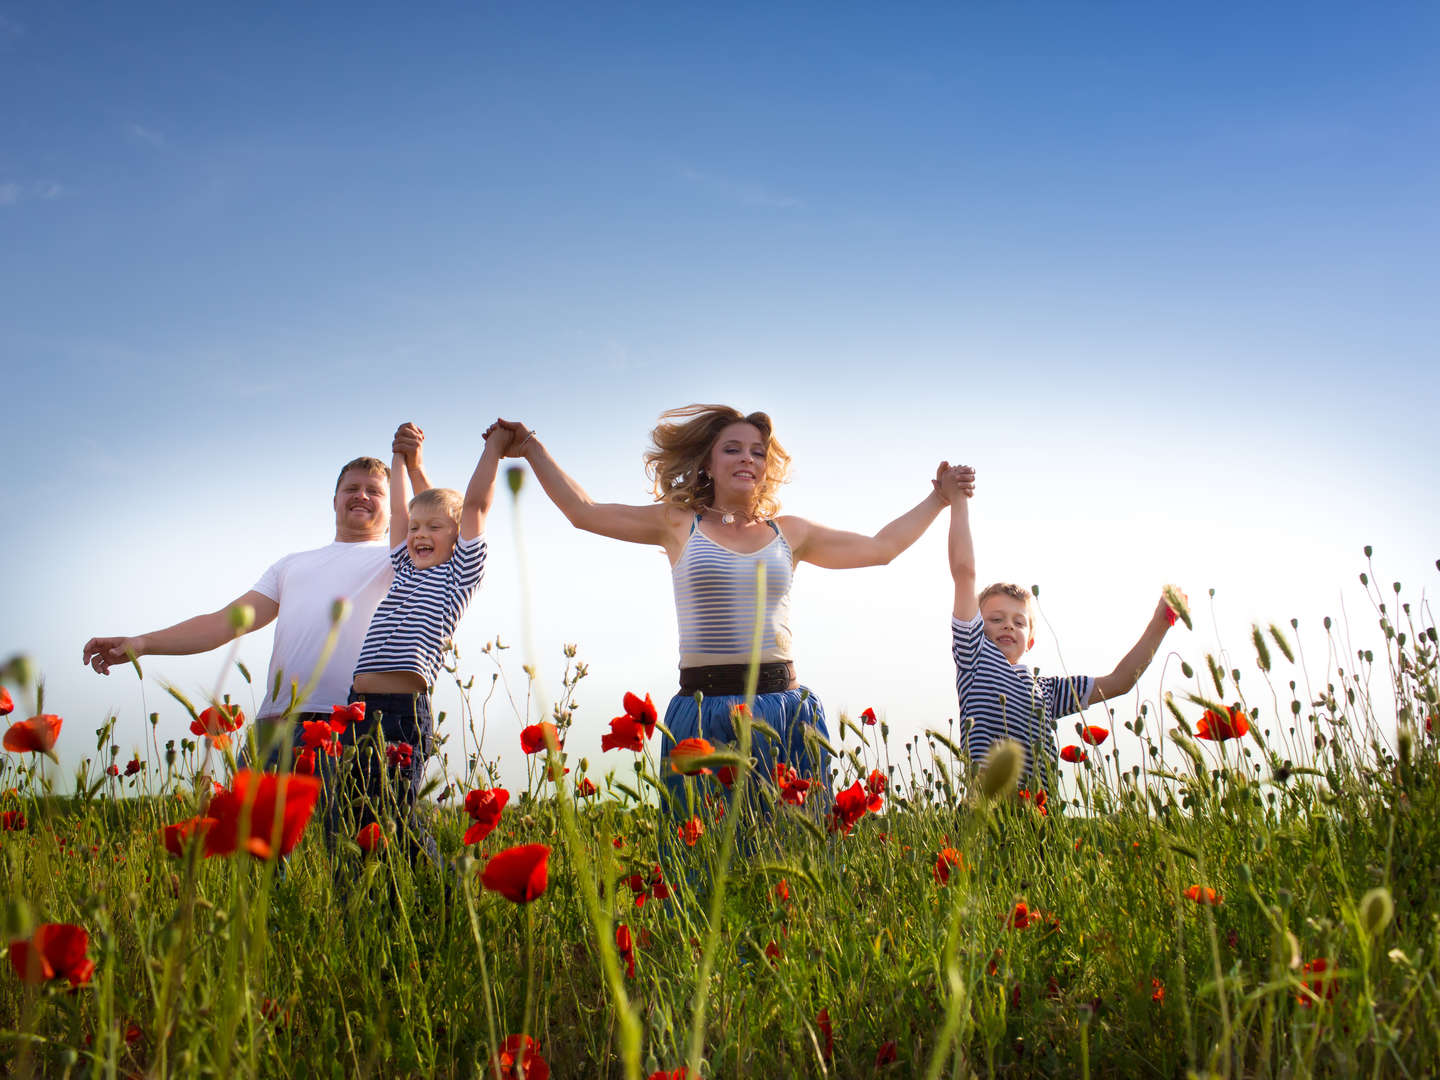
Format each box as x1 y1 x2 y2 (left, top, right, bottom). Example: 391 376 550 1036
2 553 1437 1078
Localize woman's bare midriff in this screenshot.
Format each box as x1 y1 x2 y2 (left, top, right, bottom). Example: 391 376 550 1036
353 671 429 694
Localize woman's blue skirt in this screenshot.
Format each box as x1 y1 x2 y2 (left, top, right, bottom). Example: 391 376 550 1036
658 685 832 824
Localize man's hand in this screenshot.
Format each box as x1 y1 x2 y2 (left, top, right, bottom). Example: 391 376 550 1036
484 422 516 455
939 464 976 503
82 635 144 676
392 422 425 468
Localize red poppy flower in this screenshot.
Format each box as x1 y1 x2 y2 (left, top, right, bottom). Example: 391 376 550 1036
601 714 647 753
1196 705 1250 741
300 720 341 756
356 822 386 853
1080 726 1109 746
669 737 715 775
875 1040 898 1067
769 878 790 904
385 742 414 769
124 757 143 776
1297 957 1336 1006
1060 745 1087 764
934 847 965 884
495 1034 549 1080
828 781 871 834
8 923 94 987
764 940 782 964
520 722 558 755
678 817 705 847
1151 977 1165 1003
0 688 12 716
647 1071 698 1080
616 923 636 978
463 787 510 845
771 762 811 805
481 844 550 904
3 714 63 755
293 747 317 776
204 770 321 860
612 836 626 849
1 810 26 831
816 1008 833 1060
160 815 213 857
575 776 598 797
105 764 119 777
1183 884 1222 906
865 769 887 796
190 704 244 748
1005 901 1032 929
329 701 364 733
613 690 659 738
860 707 877 726
1017 788 1049 816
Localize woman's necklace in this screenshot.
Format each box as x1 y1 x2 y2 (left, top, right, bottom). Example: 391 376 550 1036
703 505 759 526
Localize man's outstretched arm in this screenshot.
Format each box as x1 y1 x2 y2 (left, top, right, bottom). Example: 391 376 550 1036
82 591 279 675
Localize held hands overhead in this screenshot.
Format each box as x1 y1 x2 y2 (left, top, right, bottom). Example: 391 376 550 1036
392 422 425 468
935 463 976 504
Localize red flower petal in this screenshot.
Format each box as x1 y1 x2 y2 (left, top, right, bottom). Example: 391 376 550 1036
356 822 386 853
204 771 321 860
668 737 715 775
330 701 364 733
481 844 550 904
520 722 558 755
1060 745 1088 764
3 714 63 755
1080 725 1109 746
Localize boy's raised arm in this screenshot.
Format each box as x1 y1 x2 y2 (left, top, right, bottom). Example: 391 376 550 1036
389 450 409 550
1091 589 1185 703
460 426 511 541
943 464 979 621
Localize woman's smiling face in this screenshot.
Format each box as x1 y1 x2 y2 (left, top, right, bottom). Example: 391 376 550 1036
705 422 768 507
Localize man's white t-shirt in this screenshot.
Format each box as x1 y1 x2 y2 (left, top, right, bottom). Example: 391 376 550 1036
251 541 393 719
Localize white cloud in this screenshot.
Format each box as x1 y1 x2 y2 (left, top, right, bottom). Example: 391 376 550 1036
678 165 803 210
128 123 166 147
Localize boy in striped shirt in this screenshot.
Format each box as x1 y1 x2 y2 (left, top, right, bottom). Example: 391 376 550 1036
940 465 1181 791
341 424 510 864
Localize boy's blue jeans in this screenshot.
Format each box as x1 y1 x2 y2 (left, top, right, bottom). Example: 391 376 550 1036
252 693 440 870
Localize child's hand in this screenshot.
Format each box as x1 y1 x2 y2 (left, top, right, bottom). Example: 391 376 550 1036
1159 585 1191 630
484 422 515 455
938 464 976 502
392 422 425 467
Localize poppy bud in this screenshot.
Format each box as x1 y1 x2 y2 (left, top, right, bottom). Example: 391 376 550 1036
330 597 351 626
3 654 34 688
1181 661 1194 679
2 897 33 940
228 604 255 634
1282 929 1302 970
1364 544 1373 557
978 740 1023 800
1360 887 1393 937
506 466 525 495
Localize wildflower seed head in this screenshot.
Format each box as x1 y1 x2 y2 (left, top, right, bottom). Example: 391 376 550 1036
506 466 525 496
978 739 1024 799
1360 887 1394 937
2 897 33 940
229 604 256 634
1397 727 1413 765
330 597 352 626
3 654 34 688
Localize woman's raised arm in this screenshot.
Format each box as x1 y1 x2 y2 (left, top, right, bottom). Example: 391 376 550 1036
491 419 674 547
783 461 968 570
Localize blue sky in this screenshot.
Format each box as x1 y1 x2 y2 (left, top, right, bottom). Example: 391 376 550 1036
4 3 1437 793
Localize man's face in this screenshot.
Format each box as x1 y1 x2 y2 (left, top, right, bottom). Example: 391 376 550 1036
333 468 389 539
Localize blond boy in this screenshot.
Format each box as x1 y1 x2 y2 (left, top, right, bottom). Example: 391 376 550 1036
339 425 511 863
941 465 1180 788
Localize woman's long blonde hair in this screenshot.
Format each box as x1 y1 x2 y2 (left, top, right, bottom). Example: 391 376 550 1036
644 404 792 518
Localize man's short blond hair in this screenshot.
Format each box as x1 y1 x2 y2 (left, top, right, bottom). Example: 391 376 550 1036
335 457 389 493
408 487 463 525
978 582 1034 611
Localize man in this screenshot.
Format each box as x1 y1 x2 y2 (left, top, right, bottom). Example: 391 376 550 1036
81 424 430 744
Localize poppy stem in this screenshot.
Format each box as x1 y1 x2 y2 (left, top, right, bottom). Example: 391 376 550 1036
521 902 536 1073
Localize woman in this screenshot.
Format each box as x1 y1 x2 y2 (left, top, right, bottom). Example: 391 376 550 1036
491 405 961 822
